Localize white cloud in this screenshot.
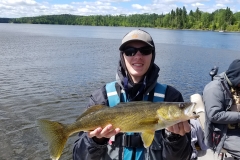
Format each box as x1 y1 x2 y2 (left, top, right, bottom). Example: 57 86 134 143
153 0 209 4
215 3 226 7
192 2 205 7
99 0 130 2
77 8 89 14
215 0 234 4
52 4 74 10
0 0 239 18
1 0 37 6
132 4 142 9
138 2 179 14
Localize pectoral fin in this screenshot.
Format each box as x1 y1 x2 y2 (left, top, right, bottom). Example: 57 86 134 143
138 118 158 125
141 130 155 148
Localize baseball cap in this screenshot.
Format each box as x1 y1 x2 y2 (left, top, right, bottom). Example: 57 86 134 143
119 29 154 51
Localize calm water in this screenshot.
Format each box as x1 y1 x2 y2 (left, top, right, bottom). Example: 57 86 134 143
0 23 240 160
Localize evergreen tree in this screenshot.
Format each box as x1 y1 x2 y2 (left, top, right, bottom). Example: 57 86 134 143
2 7 239 32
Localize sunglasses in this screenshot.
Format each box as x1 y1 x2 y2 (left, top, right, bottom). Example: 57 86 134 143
122 46 153 57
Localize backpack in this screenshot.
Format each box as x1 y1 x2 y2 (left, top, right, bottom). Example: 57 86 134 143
204 73 233 153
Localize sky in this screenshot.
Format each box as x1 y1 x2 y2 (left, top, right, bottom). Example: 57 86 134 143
1 0 240 18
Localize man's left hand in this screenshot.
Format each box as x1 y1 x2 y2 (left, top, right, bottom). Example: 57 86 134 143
166 121 191 136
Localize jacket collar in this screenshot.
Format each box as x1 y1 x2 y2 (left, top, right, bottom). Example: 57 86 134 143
116 60 160 97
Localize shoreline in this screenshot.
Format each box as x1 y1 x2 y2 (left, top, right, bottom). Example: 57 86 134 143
0 22 240 33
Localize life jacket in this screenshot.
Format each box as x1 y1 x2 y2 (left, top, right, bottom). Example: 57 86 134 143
105 81 167 160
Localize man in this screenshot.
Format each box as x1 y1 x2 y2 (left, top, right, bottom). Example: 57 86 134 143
203 59 240 159
73 29 192 160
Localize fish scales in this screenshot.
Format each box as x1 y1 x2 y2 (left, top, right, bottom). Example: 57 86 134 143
70 103 180 132
66 104 155 133
37 101 199 160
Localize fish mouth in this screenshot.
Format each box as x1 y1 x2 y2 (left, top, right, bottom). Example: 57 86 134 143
190 93 205 117
192 109 200 119
184 102 200 119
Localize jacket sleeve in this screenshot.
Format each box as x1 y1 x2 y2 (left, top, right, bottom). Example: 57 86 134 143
161 85 192 160
164 85 184 102
203 81 240 124
73 86 109 160
73 132 108 160
161 131 192 160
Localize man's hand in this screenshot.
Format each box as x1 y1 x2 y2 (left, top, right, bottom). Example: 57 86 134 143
87 124 120 139
166 121 190 136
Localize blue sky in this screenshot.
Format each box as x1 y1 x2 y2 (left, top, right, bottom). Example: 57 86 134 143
1 0 240 18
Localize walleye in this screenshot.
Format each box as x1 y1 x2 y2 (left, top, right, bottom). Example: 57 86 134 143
37 100 200 160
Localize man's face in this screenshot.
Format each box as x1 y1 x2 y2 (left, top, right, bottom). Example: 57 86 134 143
122 41 152 83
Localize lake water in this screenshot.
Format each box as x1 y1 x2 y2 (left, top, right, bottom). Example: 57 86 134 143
0 23 240 160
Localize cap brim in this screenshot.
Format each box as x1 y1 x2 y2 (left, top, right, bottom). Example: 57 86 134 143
119 40 153 51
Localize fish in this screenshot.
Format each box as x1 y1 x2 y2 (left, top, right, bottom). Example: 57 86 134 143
37 100 201 160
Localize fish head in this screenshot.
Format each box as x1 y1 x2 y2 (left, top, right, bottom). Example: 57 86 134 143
156 102 199 123
181 102 199 119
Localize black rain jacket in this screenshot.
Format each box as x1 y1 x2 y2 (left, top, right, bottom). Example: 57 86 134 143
72 62 192 160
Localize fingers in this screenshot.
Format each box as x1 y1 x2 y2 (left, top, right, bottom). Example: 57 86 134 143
178 122 184 135
101 124 119 138
166 126 174 133
182 121 191 133
87 124 120 139
173 123 180 134
88 127 102 138
166 121 190 136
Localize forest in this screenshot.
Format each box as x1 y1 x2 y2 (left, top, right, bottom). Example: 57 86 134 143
1 7 240 32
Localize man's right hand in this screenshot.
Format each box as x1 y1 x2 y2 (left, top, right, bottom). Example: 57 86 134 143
87 124 120 139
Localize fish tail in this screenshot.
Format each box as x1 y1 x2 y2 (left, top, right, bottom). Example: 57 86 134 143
37 119 69 160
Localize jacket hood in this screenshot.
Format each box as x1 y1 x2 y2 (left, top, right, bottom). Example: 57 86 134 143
226 59 240 88
116 60 159 97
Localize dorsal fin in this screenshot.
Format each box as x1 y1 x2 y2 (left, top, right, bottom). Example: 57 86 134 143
76 105 108 121
116 101 153 107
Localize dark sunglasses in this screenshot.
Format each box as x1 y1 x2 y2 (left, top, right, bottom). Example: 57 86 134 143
122 46 153 57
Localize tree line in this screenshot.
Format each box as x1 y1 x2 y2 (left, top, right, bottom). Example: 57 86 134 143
1 7 240 32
